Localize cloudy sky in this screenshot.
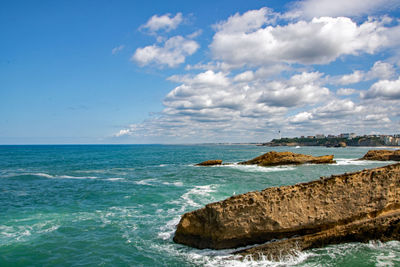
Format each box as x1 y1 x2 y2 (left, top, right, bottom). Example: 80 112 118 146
1 0 400 144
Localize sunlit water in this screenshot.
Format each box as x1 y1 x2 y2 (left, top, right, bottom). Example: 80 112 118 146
1 145 399 266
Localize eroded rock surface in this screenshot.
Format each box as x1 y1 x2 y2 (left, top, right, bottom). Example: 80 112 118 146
173 163 400 253
196 160 223 166
239 151 335 166
360 150 400 161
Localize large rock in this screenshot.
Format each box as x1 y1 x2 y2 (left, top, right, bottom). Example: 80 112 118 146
196 160 223 166
173 163 400 252
360 149 400 161
239 151 335 166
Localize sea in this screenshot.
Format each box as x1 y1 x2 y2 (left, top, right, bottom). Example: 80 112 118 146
1 145 399 267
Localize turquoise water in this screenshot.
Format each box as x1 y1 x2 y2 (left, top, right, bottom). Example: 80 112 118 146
1 145 399 266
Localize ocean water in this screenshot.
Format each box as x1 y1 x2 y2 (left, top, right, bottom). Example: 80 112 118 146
0 145 399 267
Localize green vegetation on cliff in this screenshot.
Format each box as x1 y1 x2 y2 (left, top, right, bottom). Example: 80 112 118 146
264 136 385 147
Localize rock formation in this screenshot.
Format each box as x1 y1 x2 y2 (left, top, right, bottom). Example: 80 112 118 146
173 163 400 256
196 160 223 166
360 150 400 161
238 151 335 166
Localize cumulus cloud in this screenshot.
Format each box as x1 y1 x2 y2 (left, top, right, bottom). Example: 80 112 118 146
338 71 364 85
257 72 330 107
132 36 199 67
288 0 400 19
362 76 400 99
332 61 396 85
211 12 391 66
140 13 183 32
116 6 400 142
336 88 358 96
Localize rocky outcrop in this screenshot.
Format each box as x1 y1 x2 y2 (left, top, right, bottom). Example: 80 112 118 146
236 210 400 260
173 163 400 254
238 151 335 166
196 160 223 166
360 150 400 161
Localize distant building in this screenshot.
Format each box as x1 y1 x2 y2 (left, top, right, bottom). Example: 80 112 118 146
307 136 315 139
315 134 325 139
339 133 356 139
327 135 336 138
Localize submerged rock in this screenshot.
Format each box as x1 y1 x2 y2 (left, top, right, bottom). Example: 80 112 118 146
238 151 335 166
196 160 223 166
360 150 400 161
173 163 400 255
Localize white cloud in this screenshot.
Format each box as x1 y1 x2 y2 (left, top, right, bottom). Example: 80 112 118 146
289 112 313 123
289 0 400 19
140 13 183 32
213 7 274 33
114 129 131 137
233 71 254 82
111 45 125 55
338 71 364 85
362 76 400 99
368 61 396 79
336 88 358 96
257 72 330 107
117 6 400 142
211 12 391 66
332 61 396 85
132 36 199 67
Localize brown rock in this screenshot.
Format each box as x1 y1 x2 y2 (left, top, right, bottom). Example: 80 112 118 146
173 163 400 251
360 150 400 161
196 160 223 166
236 209 400 260
238 151 335 166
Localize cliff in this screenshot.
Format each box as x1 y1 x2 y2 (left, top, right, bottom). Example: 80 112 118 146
239 151 335 166
360 150 400 161
173 163 400 255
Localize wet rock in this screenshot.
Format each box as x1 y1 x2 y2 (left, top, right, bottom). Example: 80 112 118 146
238 151 335 166
360 150 400 161
173 163 400 253
196 160 223 166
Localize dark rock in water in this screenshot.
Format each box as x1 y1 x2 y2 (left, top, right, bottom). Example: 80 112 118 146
335 142 347 148
238 151 335 166
173 163 400 256
196 160 223 166
360 150 400 161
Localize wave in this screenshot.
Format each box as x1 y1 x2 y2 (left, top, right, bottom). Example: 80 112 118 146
162 181 183 187
134 178 159 186
157 184 218 241
149 242 313 267
221 163 296 173
0 220 60 245
334 158 396 166
2 172 125 182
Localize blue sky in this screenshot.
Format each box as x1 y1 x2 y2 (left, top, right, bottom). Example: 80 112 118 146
1 0 400 144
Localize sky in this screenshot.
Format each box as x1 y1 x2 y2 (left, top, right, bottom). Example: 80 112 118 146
1 0 400 144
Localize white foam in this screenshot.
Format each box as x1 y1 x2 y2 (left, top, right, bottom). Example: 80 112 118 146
162 181 183 187
221 164 296 173
157 216 181 240
105 178 125 181
335 158 395 166
0 221 60 244
181 185 217 209
33 172 54 178
134 178 159 185
149 242 312 267
30 173 98 179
